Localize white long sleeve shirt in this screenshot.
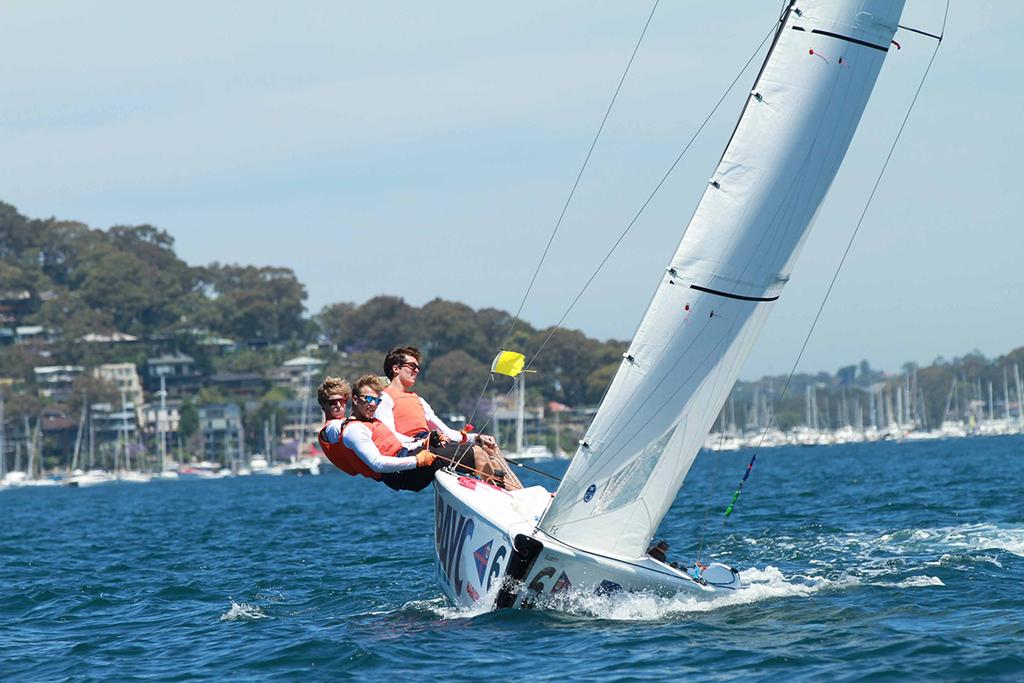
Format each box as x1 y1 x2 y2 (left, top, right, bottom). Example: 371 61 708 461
376 391 478 444
322 419 419 474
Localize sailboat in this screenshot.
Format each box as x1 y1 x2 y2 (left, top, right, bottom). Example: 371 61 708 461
503 373 557 462
434 0 908 609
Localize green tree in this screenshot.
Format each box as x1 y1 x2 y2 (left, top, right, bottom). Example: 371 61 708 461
179 398 199 440
201 264 308 342
414 350 488 415
324 295 418 352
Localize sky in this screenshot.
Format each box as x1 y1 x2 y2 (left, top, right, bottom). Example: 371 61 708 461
2 1 1020 380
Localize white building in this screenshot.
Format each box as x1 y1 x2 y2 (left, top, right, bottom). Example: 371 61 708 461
94 363 145 412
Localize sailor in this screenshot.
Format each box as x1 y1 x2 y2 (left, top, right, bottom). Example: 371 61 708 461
376 345 522 490
316 374 440 491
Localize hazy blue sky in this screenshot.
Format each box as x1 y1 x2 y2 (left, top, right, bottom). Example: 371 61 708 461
2 2 1019 379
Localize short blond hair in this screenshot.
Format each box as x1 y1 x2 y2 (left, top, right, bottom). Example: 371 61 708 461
316 376 351 410
353 373 387 397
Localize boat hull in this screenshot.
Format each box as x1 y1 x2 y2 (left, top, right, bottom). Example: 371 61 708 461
433 470 740 611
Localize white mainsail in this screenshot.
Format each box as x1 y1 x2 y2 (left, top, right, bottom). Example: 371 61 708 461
538 0 905 558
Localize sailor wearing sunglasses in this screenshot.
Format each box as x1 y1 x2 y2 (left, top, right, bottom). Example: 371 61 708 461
317 374 438 491
377 345 521 490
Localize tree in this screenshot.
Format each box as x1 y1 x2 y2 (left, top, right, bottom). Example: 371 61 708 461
414 350 488 416
328 295 418 352
245 400 288 452
416 299 488 363
67 373 120 415
316 302 356 347
179 398 199 441
201 264 308 342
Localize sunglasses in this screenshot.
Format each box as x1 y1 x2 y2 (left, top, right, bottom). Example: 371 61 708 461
400 362 421 372
356 394 382 405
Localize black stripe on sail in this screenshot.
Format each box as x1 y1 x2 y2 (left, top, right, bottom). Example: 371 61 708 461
791 26 889 52
690 284 779 302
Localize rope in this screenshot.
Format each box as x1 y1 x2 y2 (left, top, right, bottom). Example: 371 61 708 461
695 423 724 566
499 0 662 353
503 457 563 482
458 2 662 442
435 451 561 484
723 7 949 519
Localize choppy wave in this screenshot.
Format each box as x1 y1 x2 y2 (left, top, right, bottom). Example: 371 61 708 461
219 601 266 622
884 576 945 588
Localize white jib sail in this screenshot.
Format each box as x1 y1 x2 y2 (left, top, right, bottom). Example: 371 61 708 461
538 0 905 558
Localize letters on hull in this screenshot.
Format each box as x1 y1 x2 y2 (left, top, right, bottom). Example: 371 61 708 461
433 470 739 611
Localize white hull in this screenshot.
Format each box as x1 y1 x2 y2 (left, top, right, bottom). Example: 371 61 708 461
434 470 739 611
65 470 115 487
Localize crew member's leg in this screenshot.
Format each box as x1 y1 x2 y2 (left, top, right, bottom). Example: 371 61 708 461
380 459 444 492
476 441 522 490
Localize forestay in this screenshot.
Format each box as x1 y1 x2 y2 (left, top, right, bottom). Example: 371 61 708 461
538 0 905 558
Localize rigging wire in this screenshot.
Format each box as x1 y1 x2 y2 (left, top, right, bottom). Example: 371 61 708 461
723 4 950 520
518 22 777 376
458 1 661 439
695 417 725 566
499 0 662 353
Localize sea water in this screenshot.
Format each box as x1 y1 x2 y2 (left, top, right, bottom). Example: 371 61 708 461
1 436 1022 680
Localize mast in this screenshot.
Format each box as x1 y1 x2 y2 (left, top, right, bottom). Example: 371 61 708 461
539 0 906 557
71 398 87 472
270 411 277 465
298 368 312 461
515 373 525 453
941 376 956 424
0 389 5 478
158 374 168 473
121 389 131 474
1004 366 1011 421
24 416 35 480
1015 364 1023 426
88 407 95 469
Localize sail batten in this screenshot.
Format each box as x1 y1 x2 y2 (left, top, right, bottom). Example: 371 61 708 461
538 0 905 558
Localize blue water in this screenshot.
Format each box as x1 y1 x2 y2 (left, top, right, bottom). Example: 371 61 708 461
2 436 1022 681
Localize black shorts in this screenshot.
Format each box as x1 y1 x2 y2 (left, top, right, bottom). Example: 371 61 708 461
380 442 476 492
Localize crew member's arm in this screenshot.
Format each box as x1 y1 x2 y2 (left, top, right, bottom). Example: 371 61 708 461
342 423 426 473
422 397 477 444
321 419 345 444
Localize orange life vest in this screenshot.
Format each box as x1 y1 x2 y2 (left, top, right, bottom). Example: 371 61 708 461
384 382 429 436
318 418 406 480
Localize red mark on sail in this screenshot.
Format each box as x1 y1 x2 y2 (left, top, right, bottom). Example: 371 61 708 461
809 49 829 64
684 303 691 323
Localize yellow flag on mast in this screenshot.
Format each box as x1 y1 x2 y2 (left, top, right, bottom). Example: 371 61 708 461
490 350 526 377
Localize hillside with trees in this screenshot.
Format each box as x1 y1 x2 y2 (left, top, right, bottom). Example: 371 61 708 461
1 201 1022 468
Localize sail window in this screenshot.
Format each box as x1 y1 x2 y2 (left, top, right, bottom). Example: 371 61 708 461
593 429 673 516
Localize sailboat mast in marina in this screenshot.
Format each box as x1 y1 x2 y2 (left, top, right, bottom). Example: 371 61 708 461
434 0 911 609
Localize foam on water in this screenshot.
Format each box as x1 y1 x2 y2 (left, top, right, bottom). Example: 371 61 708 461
564 566 855 621
424 565 855 622
219 601 266 622
886 576 945 588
